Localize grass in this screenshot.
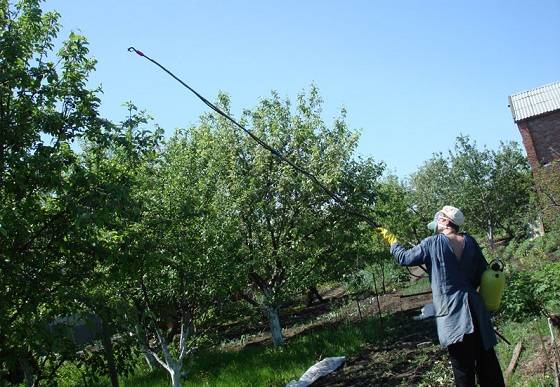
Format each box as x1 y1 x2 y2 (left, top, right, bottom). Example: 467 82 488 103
119 316 387 387
494 316 558 387
54 282 557 386
55 316 557 387
400 277 430 296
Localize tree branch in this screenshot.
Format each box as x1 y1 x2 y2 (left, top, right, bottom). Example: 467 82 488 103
238 291 261 308
178 316 190 360
149 347 171 374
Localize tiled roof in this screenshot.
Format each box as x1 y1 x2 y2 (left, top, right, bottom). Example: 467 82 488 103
509 81 560 122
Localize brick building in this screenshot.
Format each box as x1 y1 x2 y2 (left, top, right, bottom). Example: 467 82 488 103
509 81 560 170
509 82 560 232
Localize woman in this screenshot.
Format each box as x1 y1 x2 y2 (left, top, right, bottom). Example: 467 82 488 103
377 206 505 387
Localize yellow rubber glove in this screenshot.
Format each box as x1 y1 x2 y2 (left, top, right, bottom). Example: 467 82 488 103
375 227 398 245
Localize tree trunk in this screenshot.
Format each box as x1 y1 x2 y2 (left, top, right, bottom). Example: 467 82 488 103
266 307 284 346
20 357 35 387
356 299 363 320
371 271 383 326
169 362 182 387
100 319 119 387
149 318 194 387
487 219 494 250
151 339 184 387
306 286 324 306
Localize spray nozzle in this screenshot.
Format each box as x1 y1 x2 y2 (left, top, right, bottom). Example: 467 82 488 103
128 47 145 57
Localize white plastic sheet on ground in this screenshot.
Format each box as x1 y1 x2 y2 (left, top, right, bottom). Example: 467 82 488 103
413 302 435 320
286 356 346 387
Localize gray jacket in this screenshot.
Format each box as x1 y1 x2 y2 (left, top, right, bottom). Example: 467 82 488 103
391 233 497 350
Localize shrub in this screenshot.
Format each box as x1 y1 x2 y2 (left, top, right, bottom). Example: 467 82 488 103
498 261 560 321
500 232 560 272
543 229 560 257
532 262 560 313
498 271 541 321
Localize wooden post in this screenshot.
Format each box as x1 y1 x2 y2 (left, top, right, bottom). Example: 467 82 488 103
548 318 560 387
356 298 363 320
537 321 554 383
371 272 383 328
504 341 523 384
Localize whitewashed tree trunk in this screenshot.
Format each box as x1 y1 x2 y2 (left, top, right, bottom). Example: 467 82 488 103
169 363 182 387
487 219 494 250
266 306 284 346
149 317 195 387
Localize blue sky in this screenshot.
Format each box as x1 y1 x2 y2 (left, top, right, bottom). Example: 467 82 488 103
46 1 560 177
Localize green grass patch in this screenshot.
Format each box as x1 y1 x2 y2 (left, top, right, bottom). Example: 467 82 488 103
400 277 430 296
495 316 557 386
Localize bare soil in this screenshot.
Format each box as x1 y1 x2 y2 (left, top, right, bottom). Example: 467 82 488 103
312 307 448 387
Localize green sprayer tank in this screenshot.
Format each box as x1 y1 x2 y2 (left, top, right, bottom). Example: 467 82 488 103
479 259 506 312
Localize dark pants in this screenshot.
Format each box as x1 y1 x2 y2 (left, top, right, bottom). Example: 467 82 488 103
447 319 505 387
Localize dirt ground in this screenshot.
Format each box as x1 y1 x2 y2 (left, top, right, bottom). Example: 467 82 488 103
313 307 447 387
286 289 559 386
282 288 454 386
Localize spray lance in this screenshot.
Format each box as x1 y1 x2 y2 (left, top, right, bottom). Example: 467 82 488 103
127 47 382 229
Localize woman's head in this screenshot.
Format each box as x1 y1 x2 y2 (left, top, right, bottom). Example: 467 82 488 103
427 205 464 234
